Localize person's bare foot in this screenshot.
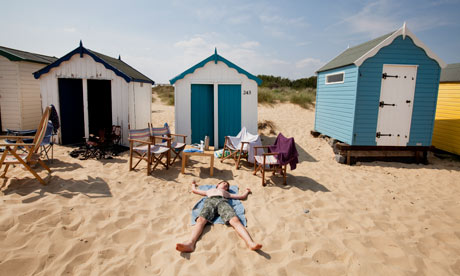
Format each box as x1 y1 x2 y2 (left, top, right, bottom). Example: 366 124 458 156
176 242 195 253
248 242 262 251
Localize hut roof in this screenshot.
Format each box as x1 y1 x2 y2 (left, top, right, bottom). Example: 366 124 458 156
33 42 154 84
0 45 57 64
440 63 460 82
317 24 446 73
169 49 262 85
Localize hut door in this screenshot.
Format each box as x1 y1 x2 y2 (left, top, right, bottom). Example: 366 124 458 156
58 78 85 145
87 80 112 136
376 65 417 146
218 84 241 148
191 84 214 146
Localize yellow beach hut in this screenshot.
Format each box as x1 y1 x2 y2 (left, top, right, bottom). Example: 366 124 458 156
432 63 460 155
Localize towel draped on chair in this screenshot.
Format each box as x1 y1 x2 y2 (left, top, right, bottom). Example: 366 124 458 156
269 133 299 170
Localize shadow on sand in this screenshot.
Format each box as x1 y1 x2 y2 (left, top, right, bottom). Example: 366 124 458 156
2 174 112 203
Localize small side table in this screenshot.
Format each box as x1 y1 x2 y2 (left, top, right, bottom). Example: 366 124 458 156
181 146 215 176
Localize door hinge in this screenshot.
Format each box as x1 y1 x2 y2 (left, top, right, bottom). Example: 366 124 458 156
376 132 392 138
379 101 396 108
382 73 398 79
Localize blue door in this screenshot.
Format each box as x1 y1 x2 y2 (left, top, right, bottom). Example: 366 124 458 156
218 84 241 148
191 84 214 146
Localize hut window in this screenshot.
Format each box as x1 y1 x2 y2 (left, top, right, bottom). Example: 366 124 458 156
325 72 345 84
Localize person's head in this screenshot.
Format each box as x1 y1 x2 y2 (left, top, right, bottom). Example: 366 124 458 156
217 180 230 191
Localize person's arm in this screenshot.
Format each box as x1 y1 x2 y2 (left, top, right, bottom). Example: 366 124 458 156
191 180 207 196
228 188 252 200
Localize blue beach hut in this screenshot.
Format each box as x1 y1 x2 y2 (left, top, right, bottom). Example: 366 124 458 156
315 24 446 148
170 49 262 148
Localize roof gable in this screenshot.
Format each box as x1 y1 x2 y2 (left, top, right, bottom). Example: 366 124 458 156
440 63 460 82
33 42 154 84
169 49 262 85
317 24 446 73
0 45 57 64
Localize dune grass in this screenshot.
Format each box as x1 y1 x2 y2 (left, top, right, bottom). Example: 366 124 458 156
258 87 316 108
152 85 315 108
152 85 174 105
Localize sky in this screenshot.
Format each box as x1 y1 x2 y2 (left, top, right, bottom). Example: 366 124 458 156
1 0 460 84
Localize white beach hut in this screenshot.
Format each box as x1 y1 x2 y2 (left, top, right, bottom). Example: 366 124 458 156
170 49 262 148
34 42 154 146
0 46 57 131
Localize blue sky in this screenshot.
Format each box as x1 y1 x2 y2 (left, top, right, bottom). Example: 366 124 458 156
1 0 459 83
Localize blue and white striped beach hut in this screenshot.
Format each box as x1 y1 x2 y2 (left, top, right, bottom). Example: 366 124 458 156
315 24 446 147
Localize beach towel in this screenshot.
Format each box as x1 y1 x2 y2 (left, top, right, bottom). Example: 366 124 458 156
191 185 247 227
269 133 299 170
227 127 262 163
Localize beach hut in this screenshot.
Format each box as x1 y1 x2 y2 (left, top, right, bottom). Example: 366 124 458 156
0 46 57 132
170 49 262 148
34 42 154 146
314 24 446 154
432 63 460 155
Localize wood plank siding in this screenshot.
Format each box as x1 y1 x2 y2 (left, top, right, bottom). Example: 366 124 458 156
0 56 21 130
18 61 46 129
353 36 441 146
315 65 359 144
432 83 460 155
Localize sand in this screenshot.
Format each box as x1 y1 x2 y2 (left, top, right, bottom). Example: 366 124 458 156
1 98 460 275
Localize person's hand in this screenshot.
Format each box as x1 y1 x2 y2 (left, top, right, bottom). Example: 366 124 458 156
191 180 197 190
246 188 252 194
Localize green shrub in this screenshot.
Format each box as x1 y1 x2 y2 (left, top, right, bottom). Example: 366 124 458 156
289 89 316 108
152 85 174 105
258 87 316 108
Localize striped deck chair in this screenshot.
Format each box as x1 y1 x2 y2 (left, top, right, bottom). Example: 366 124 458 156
150 123 187 166
128 126 170 175
0 106 52 185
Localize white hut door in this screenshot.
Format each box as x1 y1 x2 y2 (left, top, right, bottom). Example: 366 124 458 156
376 65 417 146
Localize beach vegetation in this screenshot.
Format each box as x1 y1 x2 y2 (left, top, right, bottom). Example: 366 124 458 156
257 75 316 108
152 84 174 105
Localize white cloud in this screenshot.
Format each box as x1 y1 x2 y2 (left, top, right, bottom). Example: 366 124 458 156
241 41 260 49
339 0 401 38
296 58 323 69
174 37 207 48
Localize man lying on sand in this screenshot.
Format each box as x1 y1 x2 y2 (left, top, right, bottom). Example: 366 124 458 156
176 180 262 253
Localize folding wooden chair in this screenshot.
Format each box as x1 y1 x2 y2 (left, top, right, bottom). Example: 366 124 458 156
221 127 261 169
150 123 187 166
39 121 55 162
253 146 287 186
128 126 170 175
221 136 249 169
253 133 298 186
0 106 52 185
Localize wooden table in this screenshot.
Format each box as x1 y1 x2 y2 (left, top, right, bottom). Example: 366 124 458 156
181 146 214 176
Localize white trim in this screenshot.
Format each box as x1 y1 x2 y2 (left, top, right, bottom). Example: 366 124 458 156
325 71 345 84
354 24 446 68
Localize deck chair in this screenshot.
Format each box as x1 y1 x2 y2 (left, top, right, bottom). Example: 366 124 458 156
83 128 107 159
221 127 261 169
40 121 55 162
0 106 52 185
128 126 170 175
150 123 187 166
253 133 299 186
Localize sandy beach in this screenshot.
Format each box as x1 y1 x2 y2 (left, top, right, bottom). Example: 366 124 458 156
1 98 460 275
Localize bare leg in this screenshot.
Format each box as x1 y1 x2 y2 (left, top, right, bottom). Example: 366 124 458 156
228 216 262 250
176 216 208 252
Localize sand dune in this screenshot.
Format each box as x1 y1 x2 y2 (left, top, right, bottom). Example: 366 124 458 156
1 99 460 275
